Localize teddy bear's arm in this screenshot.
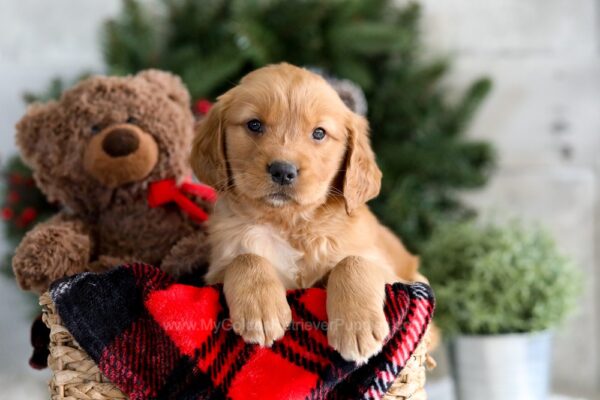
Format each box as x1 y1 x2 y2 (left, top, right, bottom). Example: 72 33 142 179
160 229 210 279
12 212 93 294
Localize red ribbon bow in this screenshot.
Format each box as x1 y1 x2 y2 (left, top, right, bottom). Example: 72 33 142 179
147 178 217 223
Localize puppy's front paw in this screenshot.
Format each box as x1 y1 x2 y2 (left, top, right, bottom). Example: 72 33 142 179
328 306 389 363
228 287 292 347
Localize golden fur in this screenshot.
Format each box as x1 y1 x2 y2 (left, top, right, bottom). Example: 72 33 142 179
191 63 423 363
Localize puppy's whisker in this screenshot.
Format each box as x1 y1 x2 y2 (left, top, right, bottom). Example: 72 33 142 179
245 135 268 157
327 187 344 197
210 170 271 195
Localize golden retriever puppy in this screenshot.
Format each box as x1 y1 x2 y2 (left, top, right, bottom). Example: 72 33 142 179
191 63 423 363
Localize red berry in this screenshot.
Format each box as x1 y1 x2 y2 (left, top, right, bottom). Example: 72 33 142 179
2 207 14 220
20 207 37 222
20 207 37 226
194 99 213 115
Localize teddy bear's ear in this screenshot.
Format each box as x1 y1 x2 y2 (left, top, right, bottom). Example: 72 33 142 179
136 69 191 109
15 101 60 167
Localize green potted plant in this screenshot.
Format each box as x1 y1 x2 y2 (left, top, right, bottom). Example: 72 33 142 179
423 220 580 400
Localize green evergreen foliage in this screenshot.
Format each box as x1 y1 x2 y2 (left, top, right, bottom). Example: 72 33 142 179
423 221 581 335
21 0 495 252
1 156 58 278
102 0 495 251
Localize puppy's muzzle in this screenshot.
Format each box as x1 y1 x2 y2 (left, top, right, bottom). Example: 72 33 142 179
84 123 159 188
268 161 298 186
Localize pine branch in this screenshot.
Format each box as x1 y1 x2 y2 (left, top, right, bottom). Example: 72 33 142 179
21 0 496 253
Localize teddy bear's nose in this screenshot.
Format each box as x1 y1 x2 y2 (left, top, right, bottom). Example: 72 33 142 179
102 128 140 157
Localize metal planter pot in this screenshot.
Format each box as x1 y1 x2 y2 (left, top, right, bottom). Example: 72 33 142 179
448 330 553 400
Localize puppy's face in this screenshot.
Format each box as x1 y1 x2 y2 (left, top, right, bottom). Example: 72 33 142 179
220 67 349 208
192 64 381 214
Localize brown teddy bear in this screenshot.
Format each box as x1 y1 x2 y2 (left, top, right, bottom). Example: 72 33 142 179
13 70 214 294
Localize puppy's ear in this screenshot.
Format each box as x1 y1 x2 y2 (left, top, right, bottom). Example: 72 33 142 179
342 113 382 215
190 98 228 190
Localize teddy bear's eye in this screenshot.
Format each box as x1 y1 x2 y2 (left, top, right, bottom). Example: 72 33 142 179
126 116 138 125
91 125 102 135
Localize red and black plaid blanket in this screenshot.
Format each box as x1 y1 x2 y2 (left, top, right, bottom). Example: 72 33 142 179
50 264 434 400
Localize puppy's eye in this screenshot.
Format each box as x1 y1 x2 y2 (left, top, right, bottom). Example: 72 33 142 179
126 116 137 124
312 127 326 141
246 119 264 134
91 124 102 135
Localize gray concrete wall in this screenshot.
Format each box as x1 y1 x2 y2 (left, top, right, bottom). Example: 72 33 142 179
0 1 121 397
0 0 122 154
416 0 600 396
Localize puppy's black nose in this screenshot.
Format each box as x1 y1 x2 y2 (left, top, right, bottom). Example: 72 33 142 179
268 161 298 186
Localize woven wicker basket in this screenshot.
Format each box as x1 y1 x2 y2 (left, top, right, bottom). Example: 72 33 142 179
41 293 432 399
